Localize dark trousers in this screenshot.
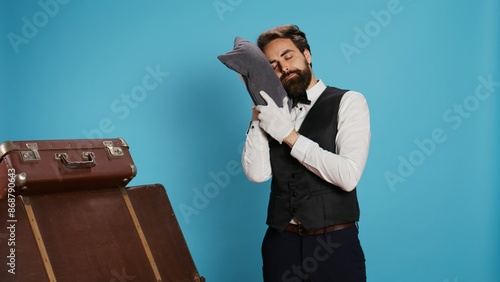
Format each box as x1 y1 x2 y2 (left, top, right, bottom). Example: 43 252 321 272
262 225 366 282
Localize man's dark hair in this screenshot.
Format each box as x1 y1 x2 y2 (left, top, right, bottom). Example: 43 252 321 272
257 24 311 55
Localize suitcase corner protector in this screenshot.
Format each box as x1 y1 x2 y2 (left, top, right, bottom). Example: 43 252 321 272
0 140 15 159
117 137 129 147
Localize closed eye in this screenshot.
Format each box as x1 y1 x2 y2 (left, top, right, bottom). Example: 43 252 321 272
280 49 294 60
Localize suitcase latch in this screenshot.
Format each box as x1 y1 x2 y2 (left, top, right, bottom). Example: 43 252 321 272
103 141 124 158
19 143 41 162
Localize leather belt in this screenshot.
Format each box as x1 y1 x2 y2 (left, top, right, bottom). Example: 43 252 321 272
285 222 355 236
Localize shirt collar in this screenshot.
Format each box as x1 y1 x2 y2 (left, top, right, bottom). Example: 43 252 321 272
305 79 326 106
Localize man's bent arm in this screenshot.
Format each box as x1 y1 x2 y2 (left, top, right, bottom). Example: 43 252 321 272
242 118 272 183
291 91 371 191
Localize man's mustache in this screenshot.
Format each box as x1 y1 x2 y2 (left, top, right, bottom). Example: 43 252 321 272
281 70 301 81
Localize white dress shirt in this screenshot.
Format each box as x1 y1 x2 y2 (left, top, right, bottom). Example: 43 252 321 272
242 80 371 192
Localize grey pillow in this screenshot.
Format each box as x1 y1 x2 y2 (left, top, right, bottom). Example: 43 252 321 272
218 37 290 109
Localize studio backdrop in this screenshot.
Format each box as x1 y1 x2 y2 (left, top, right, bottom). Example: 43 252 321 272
1 0 498 281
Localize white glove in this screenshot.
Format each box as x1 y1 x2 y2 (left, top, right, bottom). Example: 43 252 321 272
254 91 294 144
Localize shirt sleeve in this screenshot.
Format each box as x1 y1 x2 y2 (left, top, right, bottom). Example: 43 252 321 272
242 120 272 183
290 91 371 192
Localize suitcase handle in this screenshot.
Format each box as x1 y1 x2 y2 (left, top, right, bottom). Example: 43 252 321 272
55 152 96 169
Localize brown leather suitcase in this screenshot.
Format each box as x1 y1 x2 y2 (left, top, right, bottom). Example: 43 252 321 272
0 138 137 199
0 139 205 282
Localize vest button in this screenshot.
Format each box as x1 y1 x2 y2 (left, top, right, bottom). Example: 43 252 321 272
291 173 296 178
292 192 298 197
290 208 296 214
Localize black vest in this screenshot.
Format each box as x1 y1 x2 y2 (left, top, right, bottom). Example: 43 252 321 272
267 87 360 232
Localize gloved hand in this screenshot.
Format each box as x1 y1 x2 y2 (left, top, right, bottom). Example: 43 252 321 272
255 91 294 144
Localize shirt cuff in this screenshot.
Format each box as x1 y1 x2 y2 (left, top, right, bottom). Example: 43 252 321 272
290 135 313 162
246 120 265 135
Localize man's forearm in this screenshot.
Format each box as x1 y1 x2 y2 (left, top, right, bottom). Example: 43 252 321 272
242 120 272 183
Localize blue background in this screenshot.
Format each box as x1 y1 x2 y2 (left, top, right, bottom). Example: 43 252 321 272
1 0 498 281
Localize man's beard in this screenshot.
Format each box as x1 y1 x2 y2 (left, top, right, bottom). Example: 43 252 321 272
281 62 312 99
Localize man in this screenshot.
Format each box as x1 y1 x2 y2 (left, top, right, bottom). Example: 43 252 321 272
242 24 370 281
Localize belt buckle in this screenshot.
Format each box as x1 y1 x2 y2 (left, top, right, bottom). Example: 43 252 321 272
298 224 306 236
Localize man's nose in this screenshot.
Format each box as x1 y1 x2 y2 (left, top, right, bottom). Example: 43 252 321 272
281 65 290 74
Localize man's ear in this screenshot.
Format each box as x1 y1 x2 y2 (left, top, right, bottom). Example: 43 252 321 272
303 49 312 66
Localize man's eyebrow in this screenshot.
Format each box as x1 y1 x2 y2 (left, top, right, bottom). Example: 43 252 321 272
268 49 294 64
280 49 294 57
